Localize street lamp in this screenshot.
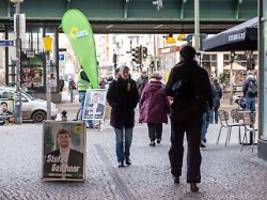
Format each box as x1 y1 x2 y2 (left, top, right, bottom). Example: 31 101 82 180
10 0 24 124
194 0 200 51
43 36 53 120
166 33 176 44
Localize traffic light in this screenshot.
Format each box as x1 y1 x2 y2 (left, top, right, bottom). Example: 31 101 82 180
131 46 142 64
142 47 148 59
149 61 155 68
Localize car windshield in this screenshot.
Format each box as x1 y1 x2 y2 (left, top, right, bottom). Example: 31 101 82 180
23 92 34 100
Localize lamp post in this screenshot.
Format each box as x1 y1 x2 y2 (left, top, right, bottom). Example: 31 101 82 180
194 0 200 51
10 0 24 124
43 36 53 120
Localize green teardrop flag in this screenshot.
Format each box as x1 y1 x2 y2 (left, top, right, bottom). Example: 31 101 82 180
62 9 98 89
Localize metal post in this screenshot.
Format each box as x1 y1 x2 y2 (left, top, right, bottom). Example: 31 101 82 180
153 34 158 72
194 0 200 51
14 2 22 124
46 52 51 120
140 45 143 72
229 51 235 105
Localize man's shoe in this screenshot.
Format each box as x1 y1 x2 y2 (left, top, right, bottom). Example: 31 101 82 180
118 161 125 168
156 139 161 144
190 183 199 192
125 158 131 166
149 141 156 147
172 176 180 184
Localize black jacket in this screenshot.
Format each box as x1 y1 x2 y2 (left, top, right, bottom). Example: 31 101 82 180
107 77 139 129
166 60 212 120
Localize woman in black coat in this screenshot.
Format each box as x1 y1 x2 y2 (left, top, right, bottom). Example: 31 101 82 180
107 66 139 168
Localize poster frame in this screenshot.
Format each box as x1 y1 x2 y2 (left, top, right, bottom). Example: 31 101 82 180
41 120 86 182
82 89 107 121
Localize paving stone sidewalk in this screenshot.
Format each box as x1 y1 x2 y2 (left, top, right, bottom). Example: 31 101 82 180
0 122 266 200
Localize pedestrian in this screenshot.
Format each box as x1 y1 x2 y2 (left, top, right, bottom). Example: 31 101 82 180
107 66 139 168
166 45 212 192
136 70 148 96
59 77 65 92
99 78 106 89
201 81 218 148
242 73 257 113
139 72 170 147
78 68 94 128
212 78 222 123
68 78 76 102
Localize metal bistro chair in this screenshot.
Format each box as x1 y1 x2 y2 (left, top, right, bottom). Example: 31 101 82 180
231 108 243 123
240 111 257 152
217 110 243 146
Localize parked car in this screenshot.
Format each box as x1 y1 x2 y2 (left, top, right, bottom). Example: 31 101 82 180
0 86 58 123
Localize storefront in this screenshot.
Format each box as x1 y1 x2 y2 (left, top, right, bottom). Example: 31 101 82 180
258 0 267 161
0 23 61 102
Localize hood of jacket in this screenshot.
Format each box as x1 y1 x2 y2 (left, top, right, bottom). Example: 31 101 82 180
146 81 163 91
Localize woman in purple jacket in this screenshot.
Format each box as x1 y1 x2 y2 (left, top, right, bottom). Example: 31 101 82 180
139 73 170 146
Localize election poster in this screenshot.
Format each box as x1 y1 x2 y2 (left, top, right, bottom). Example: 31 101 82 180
82 89 107 121
0 100 15 123
42 121 86 181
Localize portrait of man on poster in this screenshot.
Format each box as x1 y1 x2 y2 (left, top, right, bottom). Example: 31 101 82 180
43 128 83 179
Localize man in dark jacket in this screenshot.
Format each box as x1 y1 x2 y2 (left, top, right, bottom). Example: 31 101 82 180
107 66 139 168
213 78 222 123
166 46 212 192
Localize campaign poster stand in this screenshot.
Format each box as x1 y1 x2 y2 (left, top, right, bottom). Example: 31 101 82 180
82 89 107 131
0 99 15 124
42 121 86 181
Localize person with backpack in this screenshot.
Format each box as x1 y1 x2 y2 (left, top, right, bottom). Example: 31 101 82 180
242 74 257 112
166 46 212 192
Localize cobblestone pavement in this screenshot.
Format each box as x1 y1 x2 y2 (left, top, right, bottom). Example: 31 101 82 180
0 121 266 200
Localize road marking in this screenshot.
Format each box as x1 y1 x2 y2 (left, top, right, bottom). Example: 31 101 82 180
94 144 136 200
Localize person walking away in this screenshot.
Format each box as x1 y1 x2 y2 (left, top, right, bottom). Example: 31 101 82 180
201 81 218 148
136 70 148 96
139 72 170 147
243 74 257 113
78 69 94 128
59 76 65 92
166 46 212 192
212 78 222 123
68 78 76 102
107 66 139 168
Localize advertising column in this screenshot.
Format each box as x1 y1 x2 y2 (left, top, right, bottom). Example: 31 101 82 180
258 0 267 161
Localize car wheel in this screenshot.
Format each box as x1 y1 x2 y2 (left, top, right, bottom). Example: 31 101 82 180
32 111 47 123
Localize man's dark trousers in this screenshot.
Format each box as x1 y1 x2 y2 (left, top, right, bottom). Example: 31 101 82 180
169 117 202 183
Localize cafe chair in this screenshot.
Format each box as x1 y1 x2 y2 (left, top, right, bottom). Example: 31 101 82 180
217 110 242 146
